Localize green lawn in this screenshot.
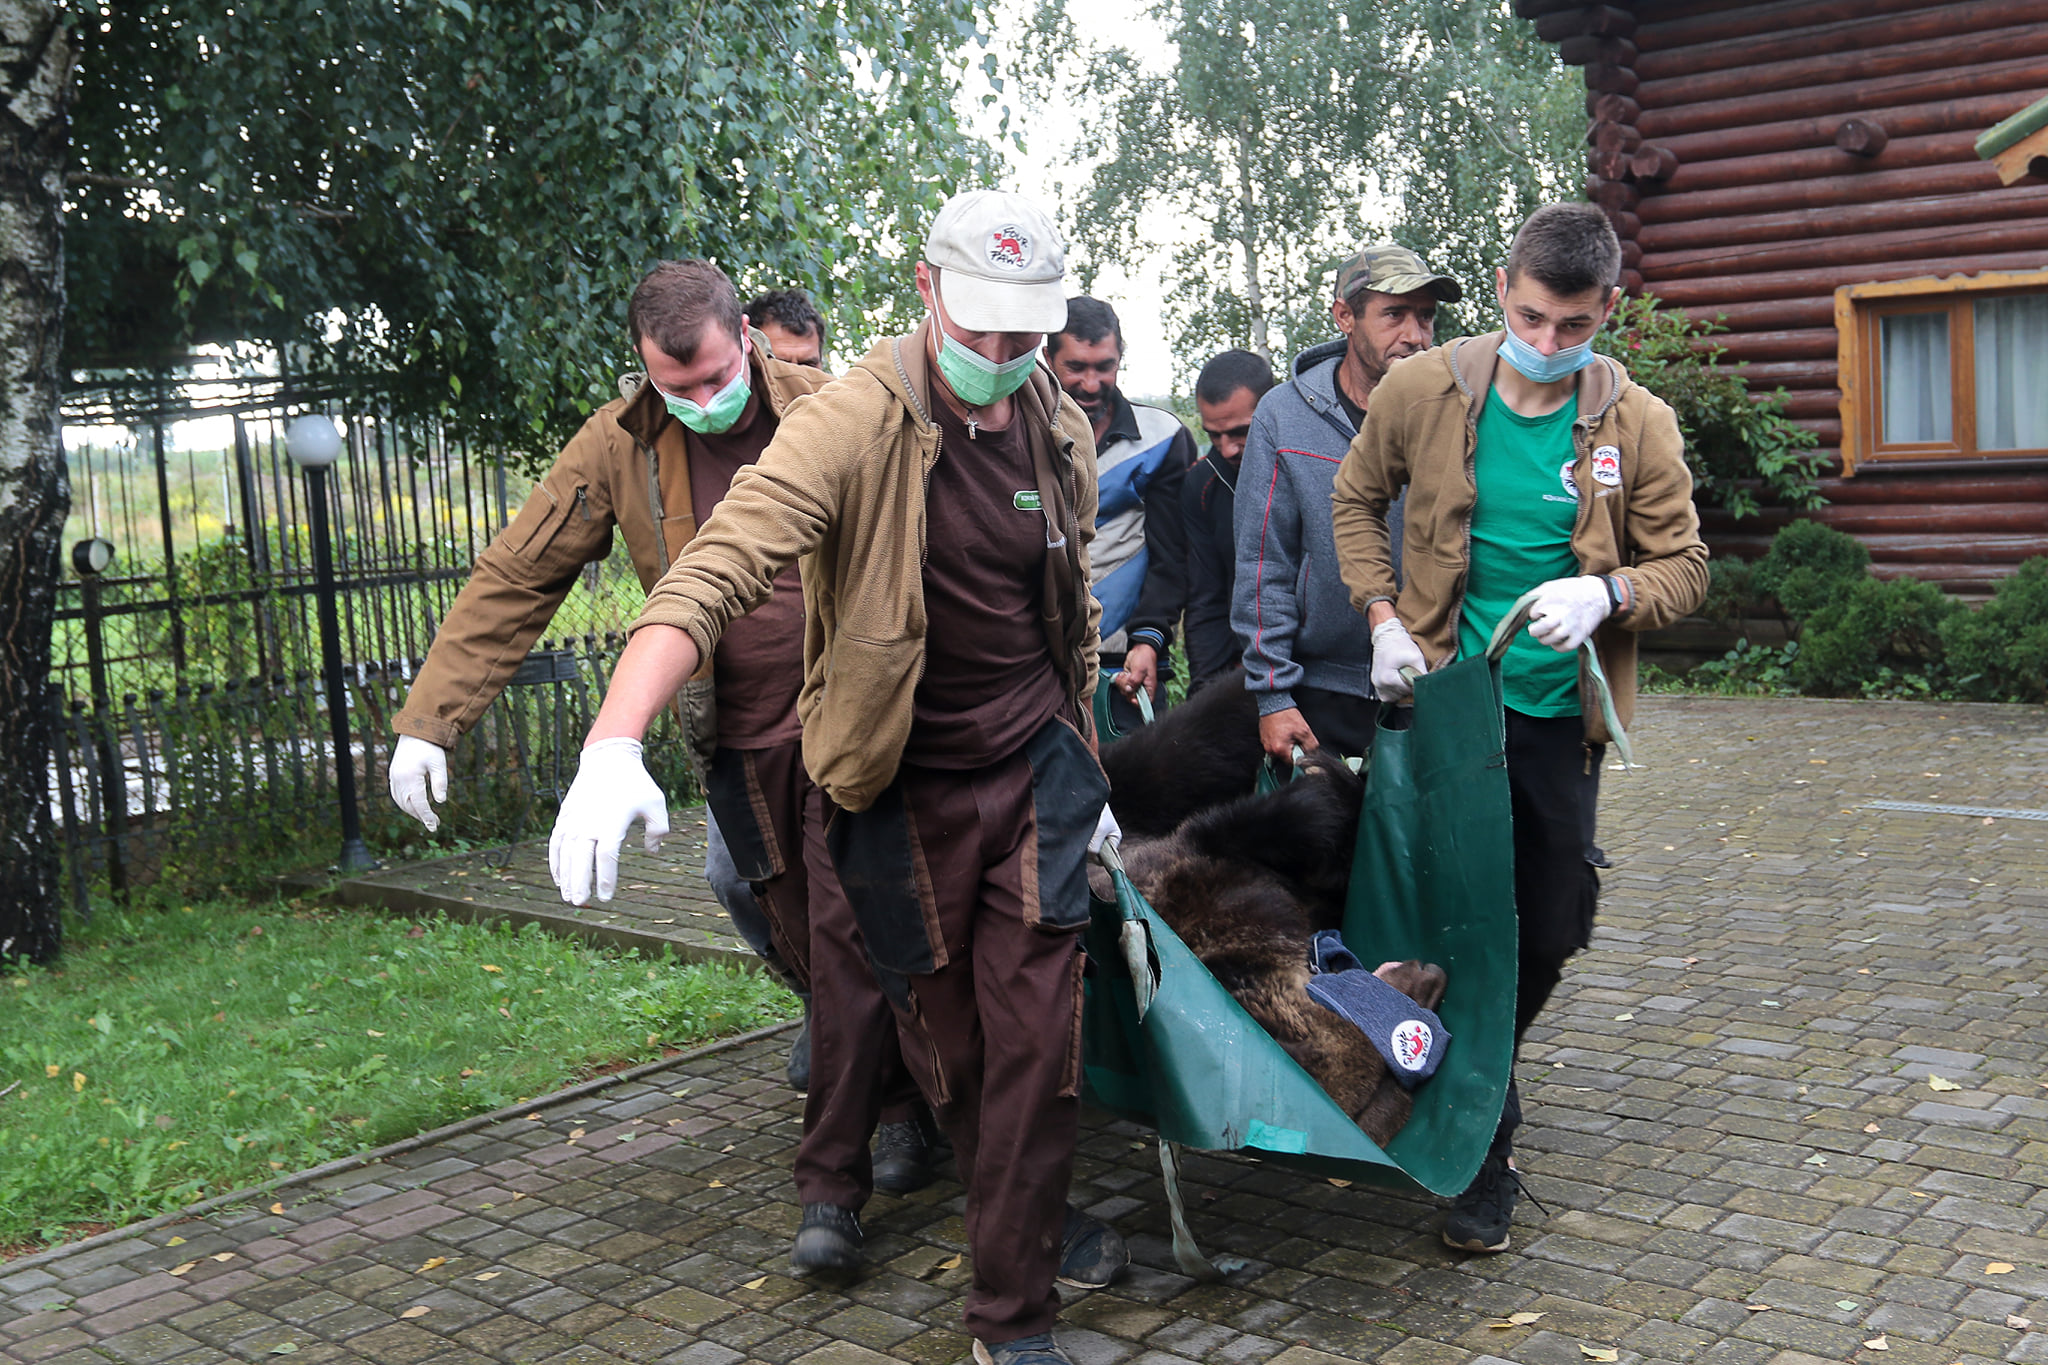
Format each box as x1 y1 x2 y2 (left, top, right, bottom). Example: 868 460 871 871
0 895 797 1250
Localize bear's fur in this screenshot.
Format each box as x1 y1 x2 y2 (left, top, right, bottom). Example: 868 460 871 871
1095 748 1448 1148
1097 669 1264 838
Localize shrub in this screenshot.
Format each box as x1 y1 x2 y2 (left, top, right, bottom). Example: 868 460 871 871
1596 296 1829 519
1751 518 1869 624
1791 575 1961 696
1943 558 2048 703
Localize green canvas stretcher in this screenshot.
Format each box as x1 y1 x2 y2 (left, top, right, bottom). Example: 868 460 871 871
1081 592 1626 1272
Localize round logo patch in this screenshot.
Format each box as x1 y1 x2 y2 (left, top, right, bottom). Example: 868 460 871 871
986 225 1033 271
1591 445 1622 487
1391 1019 1434 1073
1558 459 1579 500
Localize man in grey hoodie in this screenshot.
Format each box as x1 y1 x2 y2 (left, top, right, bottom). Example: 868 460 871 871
1231 243 1461 759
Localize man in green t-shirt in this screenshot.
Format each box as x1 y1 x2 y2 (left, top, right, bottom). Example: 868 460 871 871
1330 204 1708 1255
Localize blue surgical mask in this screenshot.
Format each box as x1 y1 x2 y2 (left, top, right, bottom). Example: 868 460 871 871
1497 322 1597 385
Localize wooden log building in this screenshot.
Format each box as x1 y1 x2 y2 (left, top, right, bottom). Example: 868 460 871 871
1522 0 2048 594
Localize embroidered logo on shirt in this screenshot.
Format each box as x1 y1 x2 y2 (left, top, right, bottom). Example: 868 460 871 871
988 226 1033 271
1013 489 1043 511
1592 445 1622 487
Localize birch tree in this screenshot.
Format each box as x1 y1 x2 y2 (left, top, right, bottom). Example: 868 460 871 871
0 0 69 964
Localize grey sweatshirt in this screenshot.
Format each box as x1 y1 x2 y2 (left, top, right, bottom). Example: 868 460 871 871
1231 339 1404 715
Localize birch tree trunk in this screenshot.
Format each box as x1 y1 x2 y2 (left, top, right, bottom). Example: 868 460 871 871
0 0 71 964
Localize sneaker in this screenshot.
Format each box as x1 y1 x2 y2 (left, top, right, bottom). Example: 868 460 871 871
871 1113 938 1195
791 1202 862 1274
971 1333 1075 1365
786 1010 811 1093
1056 1205 1129 1289
1442 1148 1521 1253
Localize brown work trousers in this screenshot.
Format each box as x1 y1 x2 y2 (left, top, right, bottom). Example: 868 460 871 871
705 742 921 1208
817 717 1105 1343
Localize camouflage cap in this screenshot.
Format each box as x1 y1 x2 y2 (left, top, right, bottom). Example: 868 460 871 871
1333 243 1463 305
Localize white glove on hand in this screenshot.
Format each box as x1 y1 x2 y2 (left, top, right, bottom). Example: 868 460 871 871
1527 575 1613 652
1090 804 1122 854
548 737 671 906
388 735 450 832
1369 618 1429 703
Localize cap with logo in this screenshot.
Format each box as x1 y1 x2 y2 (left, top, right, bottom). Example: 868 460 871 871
924 188 1069 334
1333 242 1463 305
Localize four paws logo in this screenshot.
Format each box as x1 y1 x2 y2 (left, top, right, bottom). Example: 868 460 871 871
986 225 1033 271
1391 1019 1434 1073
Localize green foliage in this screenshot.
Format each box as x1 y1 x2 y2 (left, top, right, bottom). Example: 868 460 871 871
0 895 794 1248
1665 520 2044 703
1028 0 1579 378
1751 517 1870 623
1596 296 1828 519
1942 558 2048 703
65 0 1003 465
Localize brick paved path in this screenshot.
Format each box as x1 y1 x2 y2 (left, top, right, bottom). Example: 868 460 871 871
5 698 2046 1365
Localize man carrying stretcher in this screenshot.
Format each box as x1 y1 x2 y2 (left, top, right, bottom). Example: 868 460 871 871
1331 202 1708 1253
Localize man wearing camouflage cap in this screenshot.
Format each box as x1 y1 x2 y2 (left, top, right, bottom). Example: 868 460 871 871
1231 241 1461 761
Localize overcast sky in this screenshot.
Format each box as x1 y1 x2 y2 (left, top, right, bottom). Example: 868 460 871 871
966 0 1184 396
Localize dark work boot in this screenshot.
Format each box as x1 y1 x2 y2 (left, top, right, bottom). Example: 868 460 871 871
790 1202 863 1274
1442 1146 1522 1253
1056 1205 1129 1289
871 1105 939 1195
972 1334 1075 1365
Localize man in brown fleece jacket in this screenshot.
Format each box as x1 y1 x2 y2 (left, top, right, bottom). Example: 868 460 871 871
546 191 1129 1365
1332 203 1708 1256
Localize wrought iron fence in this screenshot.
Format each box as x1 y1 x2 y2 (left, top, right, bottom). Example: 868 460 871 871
50 372 667 913
50 634 698 916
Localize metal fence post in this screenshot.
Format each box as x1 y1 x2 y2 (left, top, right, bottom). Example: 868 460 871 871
73 539 128 899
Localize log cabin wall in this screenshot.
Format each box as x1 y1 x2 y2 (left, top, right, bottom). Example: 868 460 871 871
1521 0 2048 594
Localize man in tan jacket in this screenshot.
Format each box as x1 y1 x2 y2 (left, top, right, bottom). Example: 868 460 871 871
1332 203 1707 1255
387 259 941 1211
546 190 1128 1365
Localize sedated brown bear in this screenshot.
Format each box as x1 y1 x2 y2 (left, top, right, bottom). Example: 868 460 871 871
1095 673 1448 1148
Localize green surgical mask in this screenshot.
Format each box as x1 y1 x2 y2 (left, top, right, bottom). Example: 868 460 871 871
653 350 751 434
931 296 1039 408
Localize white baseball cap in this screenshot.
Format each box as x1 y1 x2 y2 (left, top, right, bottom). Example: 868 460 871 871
923 188 1069 334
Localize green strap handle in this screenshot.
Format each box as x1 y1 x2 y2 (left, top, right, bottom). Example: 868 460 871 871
1093 839 1158 1020
1483 587 1635 768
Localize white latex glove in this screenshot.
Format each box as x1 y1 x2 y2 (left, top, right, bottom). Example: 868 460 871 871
1527 575 1613 652
1090 804 1122 854
548 737 671 906
1369 618 1429 703
388 735 450 832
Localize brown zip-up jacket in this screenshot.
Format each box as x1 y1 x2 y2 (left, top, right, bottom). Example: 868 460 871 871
393 334 832 749
1330 333 1708 743
633 319 1102 813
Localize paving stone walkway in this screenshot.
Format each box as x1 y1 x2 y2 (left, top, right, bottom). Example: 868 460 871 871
5 697 2047 1365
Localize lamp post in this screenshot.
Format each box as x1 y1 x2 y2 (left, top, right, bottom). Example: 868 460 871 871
285 414 374 873
73 536 127 897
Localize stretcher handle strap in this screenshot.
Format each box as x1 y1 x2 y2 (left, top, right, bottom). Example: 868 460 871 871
1135 686 1156 726
1094 839 1158 1020
1158 1139 1236 1281
1481 588 1635 768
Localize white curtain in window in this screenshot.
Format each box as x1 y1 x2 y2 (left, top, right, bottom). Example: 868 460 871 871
1975 294 2048 451
1880 311 1951 444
